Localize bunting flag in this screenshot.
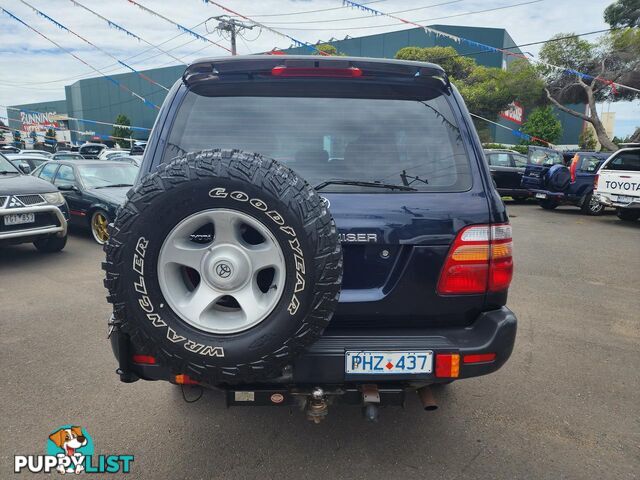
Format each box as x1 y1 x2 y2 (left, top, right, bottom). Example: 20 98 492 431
19 0 169 92
201 0 332 55
126 0 232 54
469 113 553 146
0 7 160 110
342 0 640 95
68 0 185 64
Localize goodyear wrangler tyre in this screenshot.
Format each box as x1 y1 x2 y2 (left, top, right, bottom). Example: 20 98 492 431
103 149 342 383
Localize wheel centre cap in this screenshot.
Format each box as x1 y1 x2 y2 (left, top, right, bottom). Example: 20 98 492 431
203 246 251 291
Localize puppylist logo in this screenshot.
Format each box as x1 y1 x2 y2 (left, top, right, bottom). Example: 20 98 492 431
14 425 133 474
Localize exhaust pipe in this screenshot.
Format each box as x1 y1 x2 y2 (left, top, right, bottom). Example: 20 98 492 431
417 386 438 411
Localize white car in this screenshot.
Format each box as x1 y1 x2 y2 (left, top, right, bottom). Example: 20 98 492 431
18 149 52 158
97 149 128 161
594 147 640 221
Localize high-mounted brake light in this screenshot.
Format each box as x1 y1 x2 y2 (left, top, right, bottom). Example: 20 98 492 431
437 223 513 295
271 65 363 78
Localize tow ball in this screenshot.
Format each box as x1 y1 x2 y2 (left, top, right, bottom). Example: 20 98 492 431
306 387 329 424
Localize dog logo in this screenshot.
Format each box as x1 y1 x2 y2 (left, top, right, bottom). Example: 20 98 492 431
215 262 232 278
14 425 134 475
47 426 92 475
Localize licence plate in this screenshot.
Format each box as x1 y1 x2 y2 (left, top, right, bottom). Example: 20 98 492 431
535 193 547 199
616 195 633 203
346 351 433 375
3 213 35 226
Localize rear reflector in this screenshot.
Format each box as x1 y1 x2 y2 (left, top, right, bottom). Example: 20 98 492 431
174 374 199 385
437 223 513 295
271 66 363 77
463 353 497 364
435 353 460 378
132 354 156 365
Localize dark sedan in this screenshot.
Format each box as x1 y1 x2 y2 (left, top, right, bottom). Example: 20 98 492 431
484 149 530 202
31 160 138 244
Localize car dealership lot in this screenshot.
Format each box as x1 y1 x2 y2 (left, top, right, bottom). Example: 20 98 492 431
1 206 638 479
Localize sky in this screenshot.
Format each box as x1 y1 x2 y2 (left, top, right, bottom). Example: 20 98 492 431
0 0 637 138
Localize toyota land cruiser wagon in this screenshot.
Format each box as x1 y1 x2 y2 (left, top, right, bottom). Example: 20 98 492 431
104 56 517 422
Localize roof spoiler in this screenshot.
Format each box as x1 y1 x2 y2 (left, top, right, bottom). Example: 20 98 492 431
182 56 450 90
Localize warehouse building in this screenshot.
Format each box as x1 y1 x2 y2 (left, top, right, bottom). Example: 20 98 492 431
7 25 584 146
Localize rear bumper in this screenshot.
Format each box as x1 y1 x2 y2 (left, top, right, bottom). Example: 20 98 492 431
595 192 640 209
110 307 517 386
528 189 583 204
497 188 530 197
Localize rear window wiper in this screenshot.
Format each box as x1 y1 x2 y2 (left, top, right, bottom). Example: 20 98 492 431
315 179 417 192
94 183 134 189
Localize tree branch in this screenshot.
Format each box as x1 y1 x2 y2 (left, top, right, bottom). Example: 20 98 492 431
545 88 591 122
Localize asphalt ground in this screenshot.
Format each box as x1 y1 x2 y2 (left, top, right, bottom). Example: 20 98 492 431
1 203 639 479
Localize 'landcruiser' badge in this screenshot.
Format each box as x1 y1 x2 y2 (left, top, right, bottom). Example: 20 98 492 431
338 232 378 243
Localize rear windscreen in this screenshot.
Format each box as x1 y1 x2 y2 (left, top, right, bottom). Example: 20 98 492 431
80 146 104 156
163 93 472 192
528 148 564 166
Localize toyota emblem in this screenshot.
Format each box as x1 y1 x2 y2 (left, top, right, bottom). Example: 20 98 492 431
215 262 232 278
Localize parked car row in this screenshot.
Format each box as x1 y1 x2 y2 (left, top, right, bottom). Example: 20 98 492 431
486 146 640 221
0 151 139 251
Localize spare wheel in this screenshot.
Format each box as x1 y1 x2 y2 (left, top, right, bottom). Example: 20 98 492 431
103 149 342 383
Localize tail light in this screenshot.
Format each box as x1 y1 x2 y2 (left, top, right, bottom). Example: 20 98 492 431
594 174 599 190
271 65 362 77
132 354 156 365
437 223 513 295
174 374 199 385
569 154 579 182
435 353 460 378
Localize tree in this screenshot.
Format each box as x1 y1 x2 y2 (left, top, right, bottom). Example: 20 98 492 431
604 0 639 28
394 47 545 117
579 128 598 150
540 27 640 151
314 44 343 56
396 46 476 80
520 106 563 146
396 46 545 140
112 114 133 148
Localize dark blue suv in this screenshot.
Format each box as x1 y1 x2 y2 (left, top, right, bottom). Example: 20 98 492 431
103 56 517 421
521 146 610 215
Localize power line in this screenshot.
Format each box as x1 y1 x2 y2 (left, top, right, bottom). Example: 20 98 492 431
229 0 389 18
0 19 211 87
201 1 335 55
210 16 257 56
68 0 185 65
342 0 640 94
0 7 160 110
19 0 170 92
125 0 232 53
432 29 614 61
259 0 466 25
263 0 544 31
